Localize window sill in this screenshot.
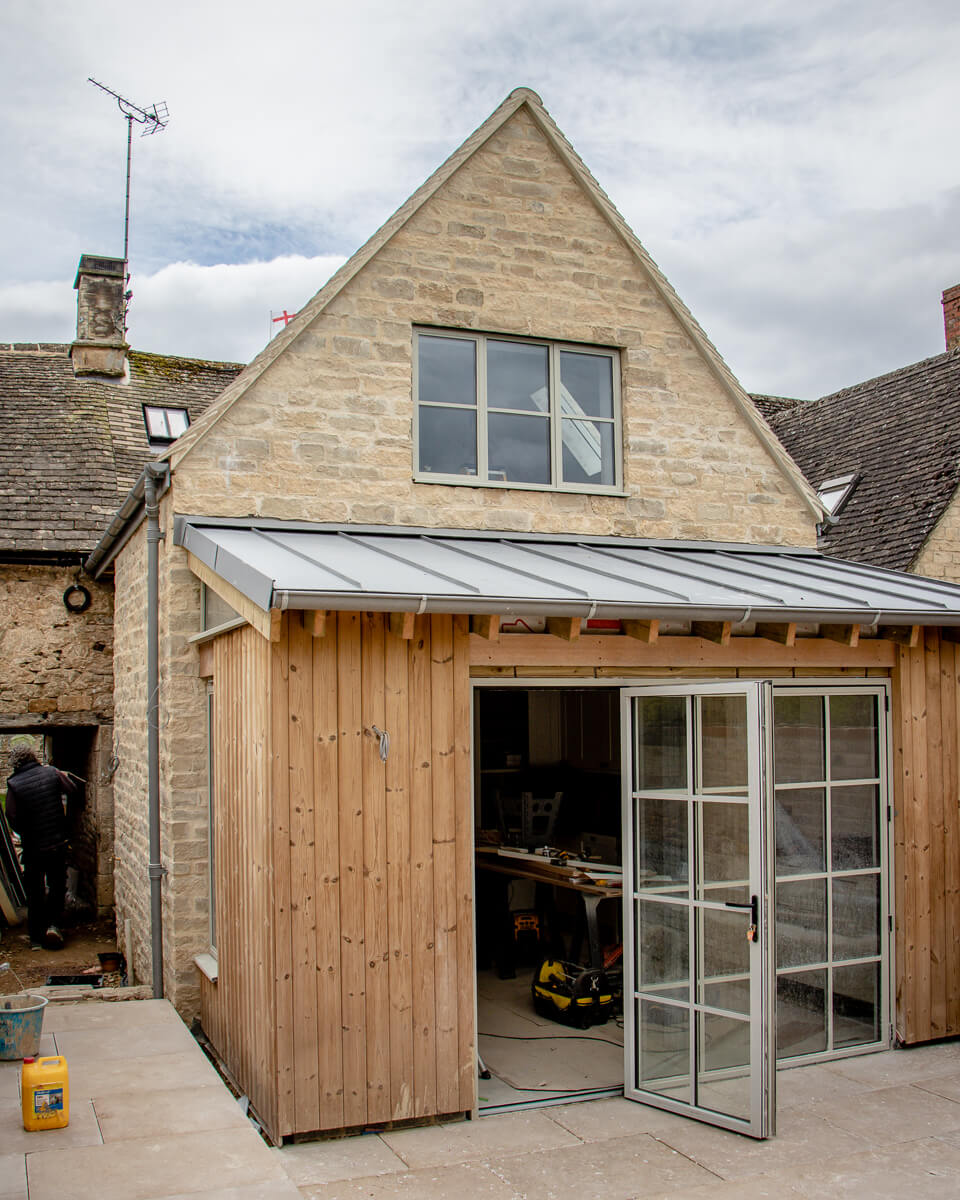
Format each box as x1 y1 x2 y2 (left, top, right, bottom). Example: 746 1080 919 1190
413 474 628 498
194 952 218 983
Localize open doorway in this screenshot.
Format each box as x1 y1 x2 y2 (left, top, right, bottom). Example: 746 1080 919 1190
473 685 625 1112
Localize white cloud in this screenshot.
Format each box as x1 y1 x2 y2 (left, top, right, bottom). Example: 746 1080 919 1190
1 0 959 396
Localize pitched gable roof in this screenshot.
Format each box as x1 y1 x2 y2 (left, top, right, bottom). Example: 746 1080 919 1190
0 343 243 556
763 348 960 571
164 88 822 522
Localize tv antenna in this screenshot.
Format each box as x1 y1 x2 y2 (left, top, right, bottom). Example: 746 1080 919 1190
88 77 169 267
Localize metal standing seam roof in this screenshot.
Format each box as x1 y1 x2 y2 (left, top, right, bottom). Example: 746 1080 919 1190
173 518 960 627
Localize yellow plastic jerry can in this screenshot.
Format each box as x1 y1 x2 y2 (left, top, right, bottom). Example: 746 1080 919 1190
21 1056 70 1131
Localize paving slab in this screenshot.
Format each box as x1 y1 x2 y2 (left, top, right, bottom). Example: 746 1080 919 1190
153 1182 303 1200
66 1048 218 1096
43 999 185 1033
825 1043 960 1088
815 1083 960 1143
487 1131 718 1200
92 1082 250 1141
296 1160 521 1199
0 1096 102 1155
275 1133 407 1186
774 1061 870 1109
52 1021 197 1063
543 1096 698 1143
769 1142 960 1199
0 1061 20 1105
913 1071 960 1103
645 1108 872 1180
0 1151 27 1200
23 1127 292 1200
378 1109 581 1168
644 1175 806 1200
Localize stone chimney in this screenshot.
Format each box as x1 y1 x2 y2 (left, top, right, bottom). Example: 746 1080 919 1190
944 284 960 352
70 254 128 377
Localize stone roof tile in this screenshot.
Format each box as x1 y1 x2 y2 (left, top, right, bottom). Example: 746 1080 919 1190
0 344 243 554
761 348 960 571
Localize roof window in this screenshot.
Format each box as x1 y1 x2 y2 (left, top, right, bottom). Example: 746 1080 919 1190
817 473 859 519
144 405 189 444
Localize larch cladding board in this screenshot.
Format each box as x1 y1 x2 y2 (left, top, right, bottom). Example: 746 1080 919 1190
200 624 277 1134
203 611 476 1141
892 629 960 1045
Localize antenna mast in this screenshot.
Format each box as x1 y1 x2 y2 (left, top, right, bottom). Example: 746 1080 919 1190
88 77 169 293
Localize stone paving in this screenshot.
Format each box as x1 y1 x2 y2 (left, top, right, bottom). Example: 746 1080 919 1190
4 997 960 1198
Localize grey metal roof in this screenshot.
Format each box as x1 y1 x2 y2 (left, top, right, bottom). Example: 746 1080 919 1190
173 518 960 627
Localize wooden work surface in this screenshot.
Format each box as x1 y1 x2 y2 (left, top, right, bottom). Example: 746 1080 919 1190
475 845 622 898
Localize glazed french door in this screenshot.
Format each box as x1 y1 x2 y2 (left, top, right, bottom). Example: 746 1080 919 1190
621 683 775 1138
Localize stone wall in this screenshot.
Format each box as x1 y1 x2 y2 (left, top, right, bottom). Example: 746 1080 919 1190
172 106 817 548
111 102 822 1019
111 525 152 989
0 564 114 723
913 490 960 582
111 503 214 1013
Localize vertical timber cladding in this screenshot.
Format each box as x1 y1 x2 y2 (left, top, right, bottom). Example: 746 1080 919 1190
206 625 277 1135
272 610 475 1139
892 629 960 1044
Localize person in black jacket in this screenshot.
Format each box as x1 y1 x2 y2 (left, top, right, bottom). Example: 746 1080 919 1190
5 746 77 950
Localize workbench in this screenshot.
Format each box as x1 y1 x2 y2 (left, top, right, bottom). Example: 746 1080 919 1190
475 846 622 968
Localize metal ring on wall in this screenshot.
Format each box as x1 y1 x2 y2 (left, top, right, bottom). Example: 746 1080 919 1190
63 584 92 613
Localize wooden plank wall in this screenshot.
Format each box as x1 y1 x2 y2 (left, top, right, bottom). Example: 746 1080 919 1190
200 625 277 1133
892 629 960 1044
269 610 475 1139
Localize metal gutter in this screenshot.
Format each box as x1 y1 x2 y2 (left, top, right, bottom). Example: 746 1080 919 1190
144 465 166 999
85 464 171 579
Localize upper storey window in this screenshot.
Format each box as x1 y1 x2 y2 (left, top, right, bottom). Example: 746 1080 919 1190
414 330 621 492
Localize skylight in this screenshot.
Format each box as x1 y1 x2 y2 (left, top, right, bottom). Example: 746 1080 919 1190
144 405 189 443
817 472 859 518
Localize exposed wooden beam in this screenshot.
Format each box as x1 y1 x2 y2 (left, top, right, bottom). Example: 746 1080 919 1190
186 551 280 642
389 611 416 639
755 622 797 647
622 619 659 644
306 610 328 638
819 623 860 647
470 614 500 641
469 633 896 669
546 617 581 642
880 624 921 648
691 621 731 646
197 641 214 678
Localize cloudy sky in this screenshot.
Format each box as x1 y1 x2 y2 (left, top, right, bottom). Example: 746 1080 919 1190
2 0 958 399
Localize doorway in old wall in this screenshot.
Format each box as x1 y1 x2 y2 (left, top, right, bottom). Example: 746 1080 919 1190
473 686 625 1112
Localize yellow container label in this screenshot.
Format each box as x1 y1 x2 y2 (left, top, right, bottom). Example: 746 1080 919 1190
22 1056 70 1131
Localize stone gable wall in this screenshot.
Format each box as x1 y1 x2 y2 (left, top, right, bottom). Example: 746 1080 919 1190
172 108 816 548
912 492 960 582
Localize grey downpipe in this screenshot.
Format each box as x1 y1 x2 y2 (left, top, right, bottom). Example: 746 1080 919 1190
144 466 166 999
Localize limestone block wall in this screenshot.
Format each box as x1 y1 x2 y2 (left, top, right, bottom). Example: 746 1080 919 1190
172 106 816 549
111 525 152 989
111 499 215 1014
0 564 114 722
912 491 960 582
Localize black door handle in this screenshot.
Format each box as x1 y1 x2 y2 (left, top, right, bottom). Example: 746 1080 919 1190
724 895 759 926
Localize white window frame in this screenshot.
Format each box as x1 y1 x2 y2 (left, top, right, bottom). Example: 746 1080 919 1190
413 328 623 494
817 472 859 518
143 405 190 444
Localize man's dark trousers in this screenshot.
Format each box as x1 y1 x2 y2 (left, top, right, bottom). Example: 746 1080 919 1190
23 844 67 945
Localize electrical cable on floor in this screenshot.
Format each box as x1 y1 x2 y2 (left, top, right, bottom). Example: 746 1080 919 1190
477 1030 625 1050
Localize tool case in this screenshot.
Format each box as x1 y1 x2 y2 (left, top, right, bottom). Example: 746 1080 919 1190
531 957 619 1028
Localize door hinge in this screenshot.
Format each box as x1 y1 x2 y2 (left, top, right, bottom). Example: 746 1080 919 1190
888 914 894 932
887 805 893 823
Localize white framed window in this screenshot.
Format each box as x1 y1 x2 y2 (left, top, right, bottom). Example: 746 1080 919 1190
817 473 859 518
413 329 622 492
143 405 189 443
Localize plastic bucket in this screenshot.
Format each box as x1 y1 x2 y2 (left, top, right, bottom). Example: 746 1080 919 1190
0 994 48 1060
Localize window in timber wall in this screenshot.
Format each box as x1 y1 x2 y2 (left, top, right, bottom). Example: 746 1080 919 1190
414 330 622 492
